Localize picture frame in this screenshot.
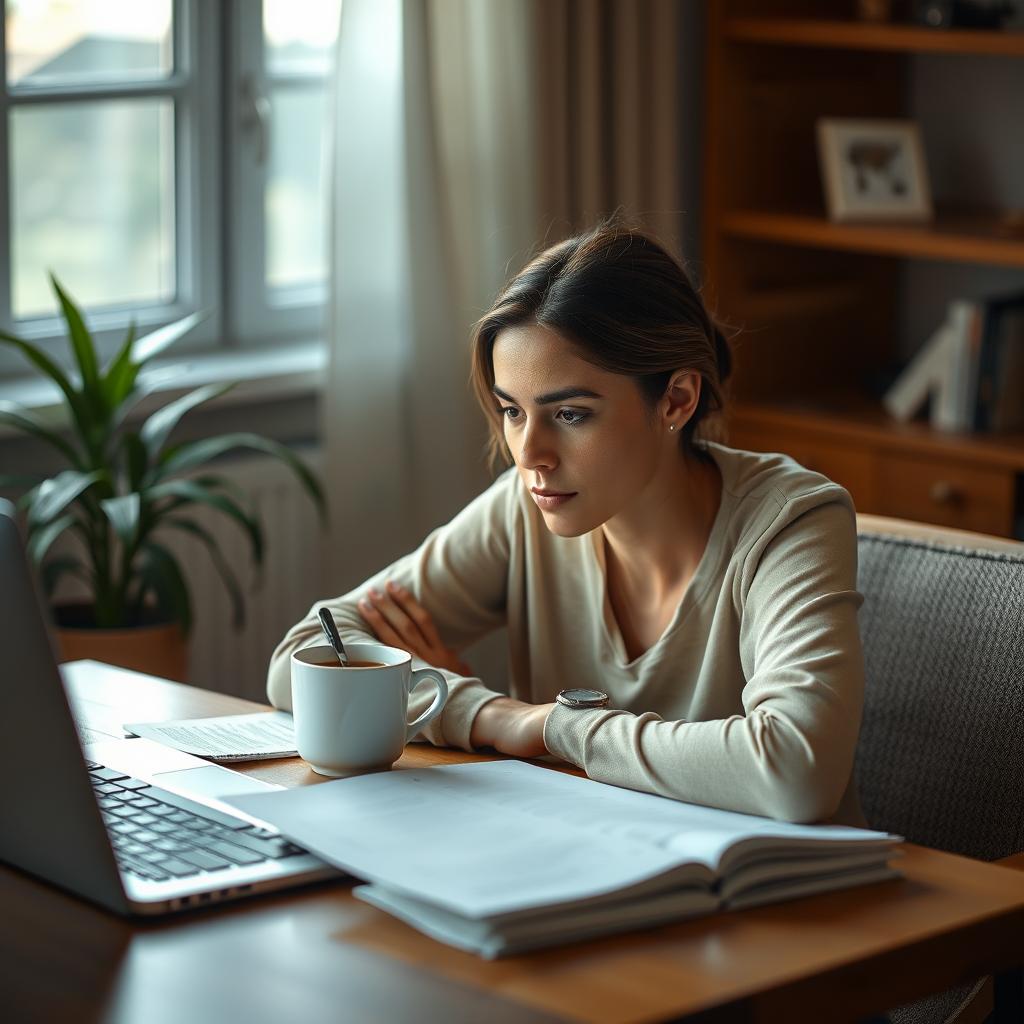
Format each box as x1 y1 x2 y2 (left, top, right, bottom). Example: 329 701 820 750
816 118 934 223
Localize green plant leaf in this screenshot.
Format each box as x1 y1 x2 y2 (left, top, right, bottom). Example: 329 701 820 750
0 401 82 467
100 493 141 549
146 478 264 565
27 513 76 564
41 555 90 600
102 319 138 409
0 329 94 439
121 432 149 492
156 433 326 522
28 469 105 528
139 382 235 461
137 541 192 632
133 311 209 365
49 273 101 400
163 516 246 629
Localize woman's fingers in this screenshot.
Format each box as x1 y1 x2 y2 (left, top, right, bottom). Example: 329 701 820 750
384 581 444 648
368 588 423 644
357 593 421 653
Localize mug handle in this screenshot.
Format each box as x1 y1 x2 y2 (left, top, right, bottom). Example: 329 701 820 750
406 668 449 742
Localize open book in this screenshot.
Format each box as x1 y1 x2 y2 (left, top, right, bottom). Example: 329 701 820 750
226 760 902 958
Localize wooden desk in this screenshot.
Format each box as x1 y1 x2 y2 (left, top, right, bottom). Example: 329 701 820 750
3 667 1024 1024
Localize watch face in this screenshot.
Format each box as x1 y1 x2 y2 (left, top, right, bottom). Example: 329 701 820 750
557 688 609 709
561 689 603 703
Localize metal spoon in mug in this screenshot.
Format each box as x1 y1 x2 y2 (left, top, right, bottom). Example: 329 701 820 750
317 607 349 666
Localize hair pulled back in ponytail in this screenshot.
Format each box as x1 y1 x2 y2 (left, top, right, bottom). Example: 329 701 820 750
469 216 733 471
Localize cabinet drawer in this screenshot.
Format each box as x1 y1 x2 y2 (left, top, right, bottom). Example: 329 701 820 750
875 455 1015 536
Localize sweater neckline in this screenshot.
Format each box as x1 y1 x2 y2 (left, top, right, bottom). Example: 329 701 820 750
589 445 736 670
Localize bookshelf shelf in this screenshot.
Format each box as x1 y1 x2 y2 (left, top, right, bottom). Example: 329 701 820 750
705 2 1024 536
725 18 1024 57
731 397 1024 472
721 210 1024 269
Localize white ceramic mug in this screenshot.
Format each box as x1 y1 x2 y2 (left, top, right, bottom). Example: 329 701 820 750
290 642 448 776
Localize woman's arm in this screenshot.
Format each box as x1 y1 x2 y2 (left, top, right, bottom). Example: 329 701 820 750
358 580 555 758
266 470 519 750
541 501 865 824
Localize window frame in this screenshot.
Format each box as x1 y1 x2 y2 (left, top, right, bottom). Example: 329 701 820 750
0 0 225 375
0 0 337 380
227 0 331 348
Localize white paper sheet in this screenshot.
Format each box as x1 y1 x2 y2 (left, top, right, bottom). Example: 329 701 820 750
124 711 297 761
225 759 899 919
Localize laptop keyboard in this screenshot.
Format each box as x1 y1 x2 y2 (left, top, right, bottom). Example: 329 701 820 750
86 760 307 883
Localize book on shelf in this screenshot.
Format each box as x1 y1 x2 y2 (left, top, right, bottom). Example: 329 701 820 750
884 291 1024 433
226 760 902 959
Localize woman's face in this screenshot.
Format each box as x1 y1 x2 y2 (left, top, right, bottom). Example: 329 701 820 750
491 323 669 538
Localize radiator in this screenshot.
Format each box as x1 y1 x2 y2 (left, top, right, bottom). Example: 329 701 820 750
160 446 329 702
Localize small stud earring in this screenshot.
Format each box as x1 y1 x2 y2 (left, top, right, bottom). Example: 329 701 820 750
669 425 675 432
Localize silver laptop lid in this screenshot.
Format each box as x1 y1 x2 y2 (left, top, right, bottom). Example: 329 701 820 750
0 499 129 913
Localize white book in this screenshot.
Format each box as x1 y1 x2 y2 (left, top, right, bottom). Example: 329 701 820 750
226 760 902 957
883 321 954 422
933 299 982 432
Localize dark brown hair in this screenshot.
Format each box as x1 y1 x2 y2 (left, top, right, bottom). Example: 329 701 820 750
469 217 733 471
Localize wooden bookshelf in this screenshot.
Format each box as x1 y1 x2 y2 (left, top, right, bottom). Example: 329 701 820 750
725 17 1024 56
721 210 1024 269
704 2 1024 537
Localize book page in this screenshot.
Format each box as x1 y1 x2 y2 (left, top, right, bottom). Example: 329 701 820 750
226 760 898 919
124 711 297 761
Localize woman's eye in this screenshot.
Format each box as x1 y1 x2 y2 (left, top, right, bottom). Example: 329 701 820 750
500 406 520 422
557 408 588 426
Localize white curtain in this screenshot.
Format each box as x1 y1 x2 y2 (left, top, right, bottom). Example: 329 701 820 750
323 0 539 592
322 0 691 593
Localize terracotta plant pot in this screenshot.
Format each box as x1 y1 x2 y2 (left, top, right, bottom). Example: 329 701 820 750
53 604 188 682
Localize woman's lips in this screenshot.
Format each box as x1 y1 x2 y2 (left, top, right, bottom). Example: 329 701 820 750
532 491 577 511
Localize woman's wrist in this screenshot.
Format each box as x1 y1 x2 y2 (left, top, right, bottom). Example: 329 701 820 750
470 697 525 749
470 697 554 758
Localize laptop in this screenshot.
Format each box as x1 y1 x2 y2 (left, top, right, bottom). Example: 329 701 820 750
0 498 340 915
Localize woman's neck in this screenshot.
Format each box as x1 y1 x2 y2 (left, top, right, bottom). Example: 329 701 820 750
600 449 722 605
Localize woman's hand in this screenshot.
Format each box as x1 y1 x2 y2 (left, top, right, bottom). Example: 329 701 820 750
470 698 555 759
358 581 473 676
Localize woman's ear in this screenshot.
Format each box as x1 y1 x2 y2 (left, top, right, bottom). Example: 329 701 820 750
662 370 702 430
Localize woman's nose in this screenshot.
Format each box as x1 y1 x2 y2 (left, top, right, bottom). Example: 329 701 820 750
516 422 557 471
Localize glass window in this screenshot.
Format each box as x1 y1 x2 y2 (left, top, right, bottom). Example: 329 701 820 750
6 0 173 86
11 97 175 319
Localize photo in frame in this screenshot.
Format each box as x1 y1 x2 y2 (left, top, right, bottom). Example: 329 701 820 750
817 118 934 222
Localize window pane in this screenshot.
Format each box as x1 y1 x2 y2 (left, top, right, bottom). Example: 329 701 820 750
6 0 172 87
263 0 340 76
265 86 328 294
11 98 175 320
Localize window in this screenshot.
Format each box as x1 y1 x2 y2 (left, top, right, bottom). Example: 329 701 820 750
0 0 340 377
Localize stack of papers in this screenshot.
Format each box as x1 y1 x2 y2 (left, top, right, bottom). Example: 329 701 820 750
124 711 297 762
226 760 903 958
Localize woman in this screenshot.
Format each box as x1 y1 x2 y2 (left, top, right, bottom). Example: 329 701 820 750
267 220 866 826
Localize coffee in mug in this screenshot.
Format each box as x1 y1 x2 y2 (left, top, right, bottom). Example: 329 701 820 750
310 658 385 669
290 642 448 776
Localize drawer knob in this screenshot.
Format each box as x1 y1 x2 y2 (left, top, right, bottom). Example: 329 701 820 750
929 480 960 505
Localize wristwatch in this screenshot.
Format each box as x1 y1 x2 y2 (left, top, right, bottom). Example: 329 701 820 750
556 688 609 709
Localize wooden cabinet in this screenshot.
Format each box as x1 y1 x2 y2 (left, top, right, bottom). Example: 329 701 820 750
703 1 1024 537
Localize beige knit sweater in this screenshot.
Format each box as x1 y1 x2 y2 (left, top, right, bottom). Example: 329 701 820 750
267 443 867 826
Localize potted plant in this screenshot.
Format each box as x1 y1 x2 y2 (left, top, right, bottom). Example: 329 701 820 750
0 274 325 680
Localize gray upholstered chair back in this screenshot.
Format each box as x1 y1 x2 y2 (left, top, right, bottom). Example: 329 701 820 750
854 518 1024 1024
854 523 1024 860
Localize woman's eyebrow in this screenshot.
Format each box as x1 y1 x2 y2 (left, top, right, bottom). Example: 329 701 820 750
491 385 603 405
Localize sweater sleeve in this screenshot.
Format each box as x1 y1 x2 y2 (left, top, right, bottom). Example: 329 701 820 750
266 470 519 750
542 498 865 824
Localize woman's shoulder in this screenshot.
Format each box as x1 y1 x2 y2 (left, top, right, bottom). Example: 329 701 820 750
705 442 856 563
705 441 852 513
